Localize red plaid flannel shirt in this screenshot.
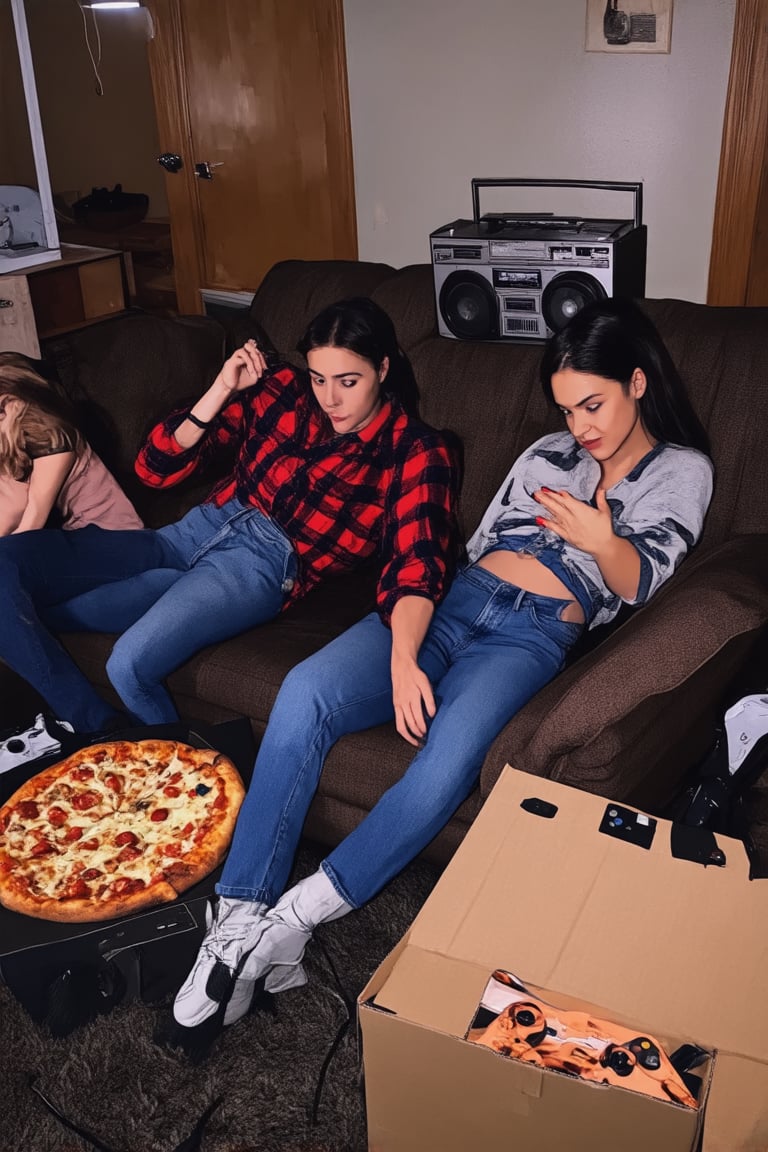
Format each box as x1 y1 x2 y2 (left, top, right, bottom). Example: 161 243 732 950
135 365 460 621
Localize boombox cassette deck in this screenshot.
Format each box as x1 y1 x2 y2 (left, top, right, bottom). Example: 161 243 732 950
431 178 647 342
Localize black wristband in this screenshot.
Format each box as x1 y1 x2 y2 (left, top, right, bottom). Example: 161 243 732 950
186 412 212 430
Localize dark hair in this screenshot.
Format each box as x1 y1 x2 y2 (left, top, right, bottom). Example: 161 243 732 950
296 297 420 416
539 298 710 455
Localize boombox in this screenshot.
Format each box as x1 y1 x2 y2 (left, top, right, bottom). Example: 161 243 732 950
432 178 647 341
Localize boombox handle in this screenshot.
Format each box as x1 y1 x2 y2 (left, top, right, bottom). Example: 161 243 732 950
470 179 643 230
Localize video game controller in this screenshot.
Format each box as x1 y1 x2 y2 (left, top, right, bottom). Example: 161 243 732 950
599 1035 697 1107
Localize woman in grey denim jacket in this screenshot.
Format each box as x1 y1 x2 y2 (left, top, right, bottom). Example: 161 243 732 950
172 298 714 1035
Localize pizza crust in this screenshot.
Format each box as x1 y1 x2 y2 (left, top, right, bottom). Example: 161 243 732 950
0 876 180 923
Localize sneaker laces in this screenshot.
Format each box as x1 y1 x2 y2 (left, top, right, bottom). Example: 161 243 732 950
199 899 267 972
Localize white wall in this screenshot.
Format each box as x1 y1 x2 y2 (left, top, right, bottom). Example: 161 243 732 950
344 0 735 302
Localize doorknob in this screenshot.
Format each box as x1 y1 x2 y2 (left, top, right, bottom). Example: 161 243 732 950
194 161 224 180
157 152 183 173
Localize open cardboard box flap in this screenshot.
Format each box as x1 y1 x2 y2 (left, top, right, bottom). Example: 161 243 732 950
371 767 768 1063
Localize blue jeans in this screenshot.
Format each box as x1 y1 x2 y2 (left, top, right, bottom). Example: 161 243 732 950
218 565 583 909
0 499 296 731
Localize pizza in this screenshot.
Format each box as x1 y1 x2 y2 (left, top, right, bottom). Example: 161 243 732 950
0 739 245 923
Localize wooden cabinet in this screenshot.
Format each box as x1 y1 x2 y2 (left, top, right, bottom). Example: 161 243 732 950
0 244 129 357
57 221 176 312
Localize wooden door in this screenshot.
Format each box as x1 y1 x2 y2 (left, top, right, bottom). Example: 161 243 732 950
145 0 357 313
707 0 768 305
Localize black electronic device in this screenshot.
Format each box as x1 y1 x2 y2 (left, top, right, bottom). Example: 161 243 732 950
520 797 558 819
598 802 657 849
431 178 646 342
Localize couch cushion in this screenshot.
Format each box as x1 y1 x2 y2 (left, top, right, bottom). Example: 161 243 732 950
43 312 227 525
247 259 399 363
640 299 768 545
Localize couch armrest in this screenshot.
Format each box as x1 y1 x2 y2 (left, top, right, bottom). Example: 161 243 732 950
479 535 768 807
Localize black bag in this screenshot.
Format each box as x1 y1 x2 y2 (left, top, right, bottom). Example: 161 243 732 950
675 693 768 872
0 717 255 1035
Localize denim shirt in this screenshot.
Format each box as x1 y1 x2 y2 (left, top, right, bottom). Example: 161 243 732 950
466 432 714 629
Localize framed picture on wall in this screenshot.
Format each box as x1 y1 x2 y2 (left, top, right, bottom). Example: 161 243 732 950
586 0 674 53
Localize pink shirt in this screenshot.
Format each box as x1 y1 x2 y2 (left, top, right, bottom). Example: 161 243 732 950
0 446 142 533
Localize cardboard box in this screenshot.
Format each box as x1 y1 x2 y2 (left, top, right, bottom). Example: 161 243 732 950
359 767 768 1152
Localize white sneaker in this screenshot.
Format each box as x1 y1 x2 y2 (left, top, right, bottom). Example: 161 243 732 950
222 962 308 1027
173 897 268 1027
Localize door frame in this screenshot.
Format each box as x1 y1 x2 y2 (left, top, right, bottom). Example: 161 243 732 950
707 0 768 305
144 0 206 315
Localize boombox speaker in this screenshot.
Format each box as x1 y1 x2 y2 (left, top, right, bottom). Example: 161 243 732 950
432 178 647 342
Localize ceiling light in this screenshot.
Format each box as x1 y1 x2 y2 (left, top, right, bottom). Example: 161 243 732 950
82 2 141 9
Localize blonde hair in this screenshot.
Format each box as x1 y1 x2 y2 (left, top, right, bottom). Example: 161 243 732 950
0 353 84 481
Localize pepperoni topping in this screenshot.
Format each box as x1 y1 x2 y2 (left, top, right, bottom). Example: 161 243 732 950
16 801 39 820
31 840 55 856
0 812 9 833
168 771 182 786
91 750 109 764
181 822 195 838
104 774 123 794
162 786 181 798
79 838 99 851
70 766 94 781
72 791 100 811
150 808 169 822
63 878 91 899
213 791 228 811
47 806 68 827
114 831 138 847
81 868 103 880
117 844 143 862
163 843 182 858
63 825 84 842
111 877 146 895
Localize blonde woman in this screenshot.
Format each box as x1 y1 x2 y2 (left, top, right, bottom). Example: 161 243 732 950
0 352 141 535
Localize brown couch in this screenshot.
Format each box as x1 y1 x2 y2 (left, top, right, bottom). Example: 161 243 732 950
3 259 768 869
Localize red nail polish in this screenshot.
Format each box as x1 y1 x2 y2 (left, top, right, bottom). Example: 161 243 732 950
535 516 546 526
540 486 553 492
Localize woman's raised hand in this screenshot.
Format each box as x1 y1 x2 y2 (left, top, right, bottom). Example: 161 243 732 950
218 339 269 393
534 486 617 556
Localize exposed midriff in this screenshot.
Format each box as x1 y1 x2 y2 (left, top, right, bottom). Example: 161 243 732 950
473 550 585 623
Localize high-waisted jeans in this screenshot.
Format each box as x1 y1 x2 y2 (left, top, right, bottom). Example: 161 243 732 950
0 498 297 731
218 565 583 910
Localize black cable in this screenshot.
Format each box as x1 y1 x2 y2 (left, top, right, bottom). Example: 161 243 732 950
28 1075 118 1152
309 935 356 1126
29 1074 223 1152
